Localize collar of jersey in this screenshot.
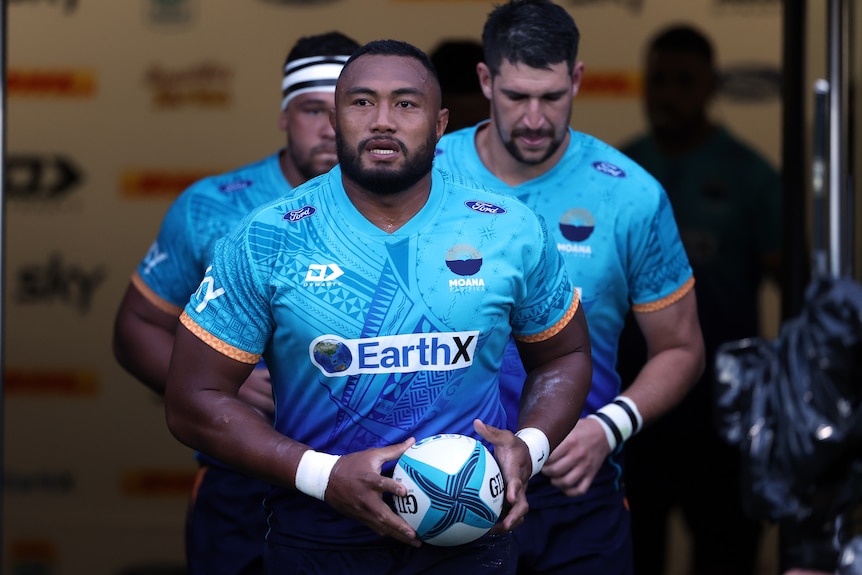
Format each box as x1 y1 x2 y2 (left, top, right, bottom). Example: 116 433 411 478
324 165 446 238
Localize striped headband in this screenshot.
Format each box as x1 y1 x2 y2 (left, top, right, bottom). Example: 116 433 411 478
281 55 351 111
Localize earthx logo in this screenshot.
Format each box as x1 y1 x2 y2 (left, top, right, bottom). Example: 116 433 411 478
310 331 479 377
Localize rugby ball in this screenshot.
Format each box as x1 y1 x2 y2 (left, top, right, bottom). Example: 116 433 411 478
392 433 505 546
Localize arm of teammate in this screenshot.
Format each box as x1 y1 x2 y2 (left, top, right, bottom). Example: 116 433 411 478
479 303 592 531
164 322 421 546
112 281 181 395
541 288 704 496
112 281 276 419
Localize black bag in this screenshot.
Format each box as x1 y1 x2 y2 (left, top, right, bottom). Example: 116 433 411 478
715 275 862 522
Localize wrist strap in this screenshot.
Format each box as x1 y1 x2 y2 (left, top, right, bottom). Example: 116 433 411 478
516 427 550 478
587 395 643 452
295 450 340 501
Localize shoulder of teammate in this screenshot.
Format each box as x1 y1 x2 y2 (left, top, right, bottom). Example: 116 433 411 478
434 125 478 168
217 166 333 251
152 155 276 256
434 165 543 228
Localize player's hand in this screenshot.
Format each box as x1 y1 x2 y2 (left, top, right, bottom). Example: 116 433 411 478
325 438 421 547
541 417 610 497
237 367 275 423
474 419 530 533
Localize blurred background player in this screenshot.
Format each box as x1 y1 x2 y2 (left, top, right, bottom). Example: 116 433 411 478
429 38 488 132
112 31 360 575
617 23 782 575
434 1 705 573
163 39 593 574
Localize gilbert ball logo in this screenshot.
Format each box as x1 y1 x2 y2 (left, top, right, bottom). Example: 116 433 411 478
445 245 482 276
559 208 595 242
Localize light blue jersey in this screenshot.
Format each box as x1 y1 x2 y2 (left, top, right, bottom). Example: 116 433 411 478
182 165 578 544
133 152 290 475
436 126 693 424
134 152 291 310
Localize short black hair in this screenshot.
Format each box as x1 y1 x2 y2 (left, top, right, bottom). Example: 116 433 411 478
482 0 580 76
648 24 714 68
430 39 484 95
341 39 440 85
284 31 361 66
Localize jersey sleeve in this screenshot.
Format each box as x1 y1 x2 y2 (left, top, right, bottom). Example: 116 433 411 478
135 183 210 309
627 186 695 312
511 215 579 342
181 224 274 363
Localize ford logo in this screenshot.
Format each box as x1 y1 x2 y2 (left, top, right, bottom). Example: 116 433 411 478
465 200 507 214
284 205 316 222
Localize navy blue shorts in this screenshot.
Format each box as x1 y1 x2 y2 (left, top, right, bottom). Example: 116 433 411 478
186 464 271 575
263 532 516 575
513 486 633 575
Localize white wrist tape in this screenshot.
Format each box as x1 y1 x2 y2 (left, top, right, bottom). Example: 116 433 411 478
294 450 340 501
587 395 643 452
516 427 550 478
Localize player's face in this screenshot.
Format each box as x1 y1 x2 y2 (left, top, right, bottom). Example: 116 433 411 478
644 49 715 142
333 54 448 196
480 59 579 166
280 91 338 182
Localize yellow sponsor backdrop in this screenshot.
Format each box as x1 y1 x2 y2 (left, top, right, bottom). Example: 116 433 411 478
5 1 782 573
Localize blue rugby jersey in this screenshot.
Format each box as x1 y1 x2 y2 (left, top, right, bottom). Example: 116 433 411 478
181 165 579 544
436 126 692 417
436 126 693 504
133 152 291 311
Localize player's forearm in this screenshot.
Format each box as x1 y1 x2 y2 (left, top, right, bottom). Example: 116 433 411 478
165 388 299 484
164 326 307 489
623 341 704 427
518 350 592 451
